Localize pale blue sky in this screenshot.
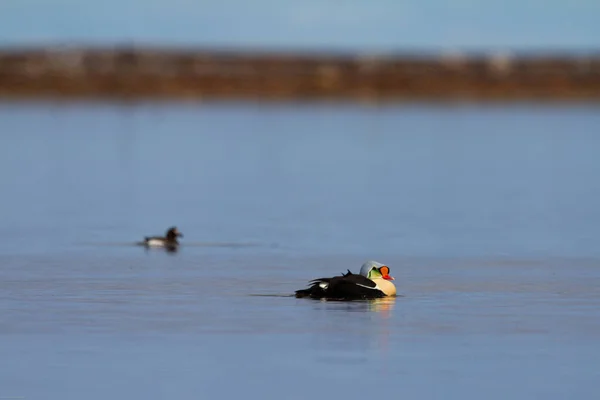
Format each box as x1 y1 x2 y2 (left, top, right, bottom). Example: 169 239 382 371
1 0 599 51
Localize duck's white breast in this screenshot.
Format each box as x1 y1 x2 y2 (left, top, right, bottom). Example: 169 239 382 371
372 279 397 296
146 239 165 247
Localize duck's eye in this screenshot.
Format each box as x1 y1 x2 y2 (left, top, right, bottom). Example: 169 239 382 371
379 266 390 276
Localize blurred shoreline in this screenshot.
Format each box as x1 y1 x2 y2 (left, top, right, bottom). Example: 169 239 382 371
1 46 599 101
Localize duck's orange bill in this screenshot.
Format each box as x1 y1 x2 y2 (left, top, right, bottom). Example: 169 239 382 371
380 266 395 281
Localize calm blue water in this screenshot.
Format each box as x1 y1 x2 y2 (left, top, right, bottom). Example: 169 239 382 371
1 102 599 399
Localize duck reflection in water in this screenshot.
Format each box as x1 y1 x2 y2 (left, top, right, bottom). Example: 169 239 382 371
309 296 397 366
368 297 396 318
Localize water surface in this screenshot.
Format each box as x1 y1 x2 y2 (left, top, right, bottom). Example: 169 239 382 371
0 102 599 399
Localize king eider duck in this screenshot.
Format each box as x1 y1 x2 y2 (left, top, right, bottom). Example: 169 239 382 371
295 260 396 300
142 226 183 249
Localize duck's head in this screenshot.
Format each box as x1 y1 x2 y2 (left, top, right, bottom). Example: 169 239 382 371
360 260 395 281
166 226 183 240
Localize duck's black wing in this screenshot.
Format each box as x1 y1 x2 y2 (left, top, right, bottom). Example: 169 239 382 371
295 270 385 300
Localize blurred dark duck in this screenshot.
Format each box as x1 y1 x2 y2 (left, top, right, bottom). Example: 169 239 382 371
143 226 183 249
295 260 396 300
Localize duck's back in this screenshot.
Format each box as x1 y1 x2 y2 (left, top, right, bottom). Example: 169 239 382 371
296 271 386 300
